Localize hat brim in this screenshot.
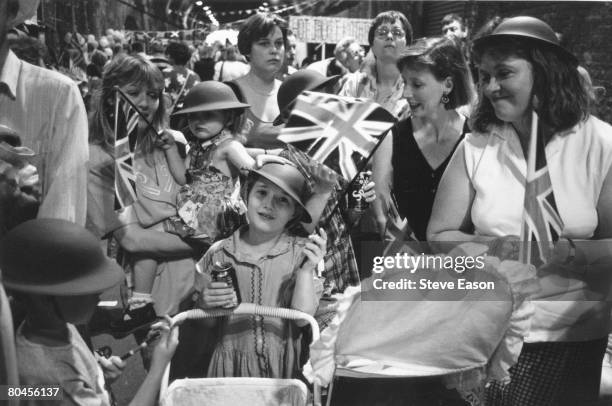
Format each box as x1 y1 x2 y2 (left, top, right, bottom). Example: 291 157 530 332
3 257 124 296
172 101 250 116
473 33 577 65
10 0 39 28
249 168 312 223
273 75 342 127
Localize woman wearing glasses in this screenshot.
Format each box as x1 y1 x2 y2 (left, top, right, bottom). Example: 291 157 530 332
338 11 413 247
339 10 412 118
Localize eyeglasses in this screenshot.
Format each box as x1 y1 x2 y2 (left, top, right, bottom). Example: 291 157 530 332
375 27 406 39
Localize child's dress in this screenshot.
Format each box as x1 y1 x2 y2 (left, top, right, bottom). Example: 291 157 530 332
175 131 246 244
195 228 323 378
123 130 196 316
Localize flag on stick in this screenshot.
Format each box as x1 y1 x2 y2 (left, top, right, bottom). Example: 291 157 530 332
69 33 86 68
518 111 564 266
277 91 396 181
113 90 140 210
382 197 419 257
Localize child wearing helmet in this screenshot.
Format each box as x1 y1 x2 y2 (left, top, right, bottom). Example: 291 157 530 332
1 219 179 406
169 80 260 244
195 162 327 378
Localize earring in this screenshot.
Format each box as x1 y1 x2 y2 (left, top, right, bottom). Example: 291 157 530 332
441 94 449 104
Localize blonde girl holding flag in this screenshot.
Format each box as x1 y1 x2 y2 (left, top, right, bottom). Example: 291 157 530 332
427 17 612 405
88 54 195 336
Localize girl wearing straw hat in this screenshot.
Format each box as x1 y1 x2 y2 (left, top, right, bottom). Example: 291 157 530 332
428 16 612 405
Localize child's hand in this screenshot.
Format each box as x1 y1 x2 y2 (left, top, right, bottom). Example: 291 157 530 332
155 130 176 151
149 315 179 370
199 280 236 309
301 228 327 271
362 178 376 203
97 355 126 384
309 163 337 195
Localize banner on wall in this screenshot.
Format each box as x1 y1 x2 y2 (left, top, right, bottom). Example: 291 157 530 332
289 16 371 45
122 29 210 43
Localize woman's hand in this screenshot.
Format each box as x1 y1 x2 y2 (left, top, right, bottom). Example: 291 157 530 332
549 237 574 264
300 228 327 271
309 163 337 195
488 235 521 261
198 280 237 309
155 130 177 151
362 179 376 204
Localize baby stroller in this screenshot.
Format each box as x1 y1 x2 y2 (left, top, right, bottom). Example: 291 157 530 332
303 243 538 406
160 303 322 406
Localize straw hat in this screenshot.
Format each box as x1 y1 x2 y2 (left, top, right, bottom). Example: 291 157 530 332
9 0 39 28
0 219 124 296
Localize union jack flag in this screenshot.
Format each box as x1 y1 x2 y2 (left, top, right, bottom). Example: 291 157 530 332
519 113 564 266
113 90 140 210
277 91 396 180
69 32 86 68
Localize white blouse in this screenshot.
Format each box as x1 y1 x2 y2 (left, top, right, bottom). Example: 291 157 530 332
464 116 612 342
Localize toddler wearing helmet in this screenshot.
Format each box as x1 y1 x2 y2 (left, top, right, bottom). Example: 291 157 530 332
171 80 265 242
195 161 327 378
1 219 178 406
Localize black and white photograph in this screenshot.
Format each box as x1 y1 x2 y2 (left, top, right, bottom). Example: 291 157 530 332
1 0 612 405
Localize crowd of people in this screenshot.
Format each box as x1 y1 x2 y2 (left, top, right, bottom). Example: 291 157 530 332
1 0 611 405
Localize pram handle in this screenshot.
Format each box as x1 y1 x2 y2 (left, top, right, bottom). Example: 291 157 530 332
160 303 322 406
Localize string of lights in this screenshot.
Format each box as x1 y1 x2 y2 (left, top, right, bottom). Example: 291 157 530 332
222 0 324 24
166 0 324 28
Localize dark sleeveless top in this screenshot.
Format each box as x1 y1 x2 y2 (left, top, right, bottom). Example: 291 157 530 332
391 117 469 241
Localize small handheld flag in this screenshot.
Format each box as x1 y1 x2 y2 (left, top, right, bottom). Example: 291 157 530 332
518 111 564 266
112 87 161 210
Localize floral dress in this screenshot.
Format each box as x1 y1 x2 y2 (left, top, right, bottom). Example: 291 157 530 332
173 132 246 244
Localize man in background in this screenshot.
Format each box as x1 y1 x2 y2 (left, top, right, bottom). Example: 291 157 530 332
306 37 364 77
441 13 471 72
441 13 468 41
276 30 298 80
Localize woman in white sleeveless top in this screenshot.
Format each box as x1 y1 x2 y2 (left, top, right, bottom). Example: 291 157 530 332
428 16 612 406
